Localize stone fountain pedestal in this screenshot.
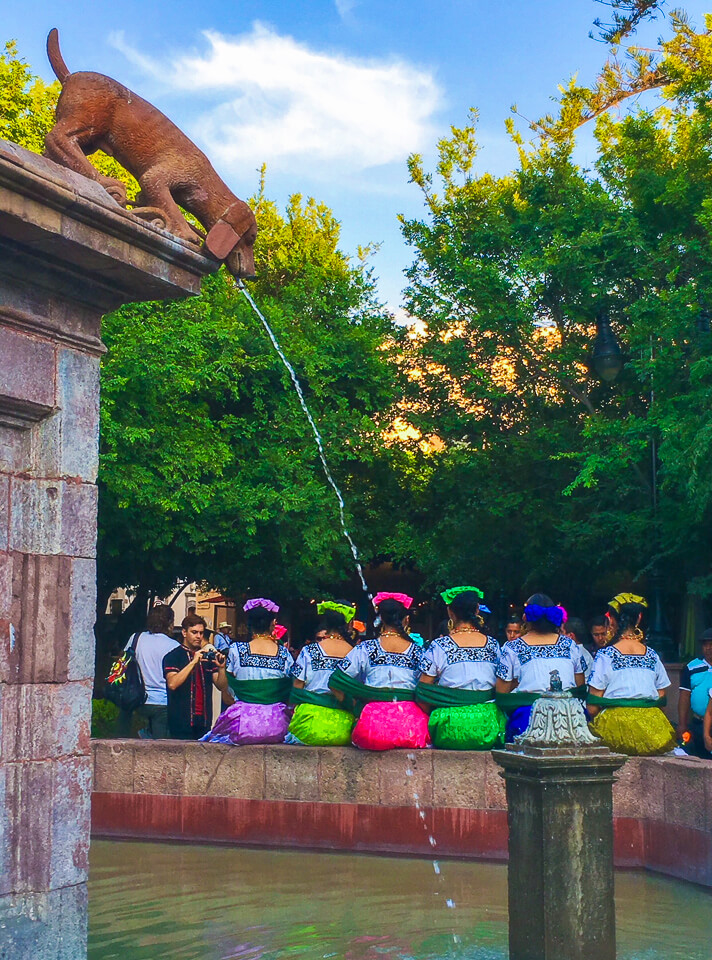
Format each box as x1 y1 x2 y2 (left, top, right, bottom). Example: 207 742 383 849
493 684 627 960
0 138 217 958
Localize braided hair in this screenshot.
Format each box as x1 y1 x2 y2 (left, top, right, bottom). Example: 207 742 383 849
246 605 277 642
447 590 485 632
316 608 353 646
376 597 411 643
607 600 646 646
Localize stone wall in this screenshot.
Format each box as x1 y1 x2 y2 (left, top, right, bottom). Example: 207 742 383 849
0 138 216 959
92 740 712 888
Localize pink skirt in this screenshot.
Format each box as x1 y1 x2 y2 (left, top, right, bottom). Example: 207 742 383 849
351 701 431 751
201 701 292 745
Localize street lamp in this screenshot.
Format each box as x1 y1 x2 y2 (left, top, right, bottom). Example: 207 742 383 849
591 312 624 382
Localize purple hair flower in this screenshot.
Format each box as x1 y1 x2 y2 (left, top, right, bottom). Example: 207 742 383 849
243 597 280 614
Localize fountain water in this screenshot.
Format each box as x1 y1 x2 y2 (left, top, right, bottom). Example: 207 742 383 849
239 282 371 601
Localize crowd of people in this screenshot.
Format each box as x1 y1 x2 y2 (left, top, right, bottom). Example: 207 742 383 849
117 588 712 759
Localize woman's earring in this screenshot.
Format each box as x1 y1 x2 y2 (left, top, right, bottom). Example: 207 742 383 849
447 618 455 633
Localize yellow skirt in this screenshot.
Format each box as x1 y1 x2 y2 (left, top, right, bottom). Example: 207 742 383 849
589 707 676 756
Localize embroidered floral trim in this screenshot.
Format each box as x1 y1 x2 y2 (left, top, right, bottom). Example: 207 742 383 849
433 634 499 665
234 641 289 670
365 638 422 669
602 646 659 671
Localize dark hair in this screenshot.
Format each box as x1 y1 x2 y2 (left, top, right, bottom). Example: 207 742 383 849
524 593 560 634
181 612 206 631
447 590 484 631
146 604 174 634
506 615 523 627
607 600 646 645
376 597 410 643
246 605 276 639
564 616 588 647
589 615 607 629
317 608 353 645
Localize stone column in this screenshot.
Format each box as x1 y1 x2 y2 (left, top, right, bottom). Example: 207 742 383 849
0 138 217 958
493 689 627 960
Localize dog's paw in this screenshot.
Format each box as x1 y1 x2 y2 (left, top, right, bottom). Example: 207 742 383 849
99 177 128 208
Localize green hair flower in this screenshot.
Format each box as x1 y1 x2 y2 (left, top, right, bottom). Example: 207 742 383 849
440 585 484 605
317 601 356 623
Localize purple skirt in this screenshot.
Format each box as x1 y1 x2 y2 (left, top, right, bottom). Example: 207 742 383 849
201 701 292 745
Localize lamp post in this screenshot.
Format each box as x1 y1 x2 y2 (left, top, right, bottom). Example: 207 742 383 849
591 312 624 383
590 314 676 660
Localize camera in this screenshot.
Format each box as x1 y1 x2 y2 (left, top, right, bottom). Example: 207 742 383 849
201 646 220 663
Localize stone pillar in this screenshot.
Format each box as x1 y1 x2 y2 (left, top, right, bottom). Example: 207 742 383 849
493 690 627 960
0 138 217 958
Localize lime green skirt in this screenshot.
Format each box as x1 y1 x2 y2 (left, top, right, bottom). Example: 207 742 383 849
428 702 506 750
288 703 356 746
589 707 676 756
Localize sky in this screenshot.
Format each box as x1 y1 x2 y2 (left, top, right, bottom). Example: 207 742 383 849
3 0 711 311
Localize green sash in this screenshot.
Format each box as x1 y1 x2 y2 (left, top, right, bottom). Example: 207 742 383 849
587 694 667 709
227 676 291 704
289 686 346 711
496 685 587 712
416 683 494 708
328 668 416 707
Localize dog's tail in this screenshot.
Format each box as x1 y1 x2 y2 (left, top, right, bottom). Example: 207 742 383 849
47 29 71 84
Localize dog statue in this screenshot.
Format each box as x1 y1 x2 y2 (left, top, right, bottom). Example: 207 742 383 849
44 28 257 279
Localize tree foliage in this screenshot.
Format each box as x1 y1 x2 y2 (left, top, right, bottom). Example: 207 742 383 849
397 5 712 621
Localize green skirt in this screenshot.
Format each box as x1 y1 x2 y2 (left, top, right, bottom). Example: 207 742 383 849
589 707 676 756
288 703 356 746
428 702 506 751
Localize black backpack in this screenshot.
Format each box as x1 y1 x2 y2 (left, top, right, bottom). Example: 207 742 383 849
103 632 147 712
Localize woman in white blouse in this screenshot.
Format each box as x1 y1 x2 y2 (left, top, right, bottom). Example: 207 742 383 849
495 593 586 741
587 593 676 755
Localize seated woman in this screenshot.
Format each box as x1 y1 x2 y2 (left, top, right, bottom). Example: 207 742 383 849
495 593 586 741
587 593 676 756
329 593 430 750
202 598 293 745
418 586 505 750
287 601 357 746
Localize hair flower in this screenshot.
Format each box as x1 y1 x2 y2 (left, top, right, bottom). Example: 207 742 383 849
243 597 280 614
608 592 648 612
317 601 356 622
440 585 484 605
373 591 413 609
524 603 566 628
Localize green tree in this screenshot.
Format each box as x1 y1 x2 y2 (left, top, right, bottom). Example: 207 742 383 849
397 6 712 633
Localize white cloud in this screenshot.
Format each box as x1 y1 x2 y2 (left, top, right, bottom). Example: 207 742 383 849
111 24 440 180
335 0 358 19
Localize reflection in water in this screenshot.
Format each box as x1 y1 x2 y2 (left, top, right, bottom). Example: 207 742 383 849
89 842 711 960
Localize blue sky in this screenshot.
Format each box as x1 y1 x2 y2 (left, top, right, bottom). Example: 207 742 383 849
4 1 711 310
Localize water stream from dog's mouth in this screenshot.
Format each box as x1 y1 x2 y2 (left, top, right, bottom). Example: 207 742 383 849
238 282 371 603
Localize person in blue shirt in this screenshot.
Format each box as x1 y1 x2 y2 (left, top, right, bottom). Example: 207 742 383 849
678 628 712 756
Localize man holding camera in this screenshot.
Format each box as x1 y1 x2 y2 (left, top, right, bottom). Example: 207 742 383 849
162 612 229 740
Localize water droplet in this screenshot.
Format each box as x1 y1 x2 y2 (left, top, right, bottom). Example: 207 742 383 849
419 810 426 820
432 861 440 875
446 898 456 909
428 836 437 847
412 792 419 801
406 769 413 777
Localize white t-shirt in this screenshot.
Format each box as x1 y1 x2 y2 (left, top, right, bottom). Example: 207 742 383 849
125 631 179 705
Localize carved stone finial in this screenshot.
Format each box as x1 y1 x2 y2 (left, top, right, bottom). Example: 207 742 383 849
517 684 599 748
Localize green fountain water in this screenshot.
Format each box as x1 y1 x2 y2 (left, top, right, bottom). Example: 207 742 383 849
89 841 711 960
